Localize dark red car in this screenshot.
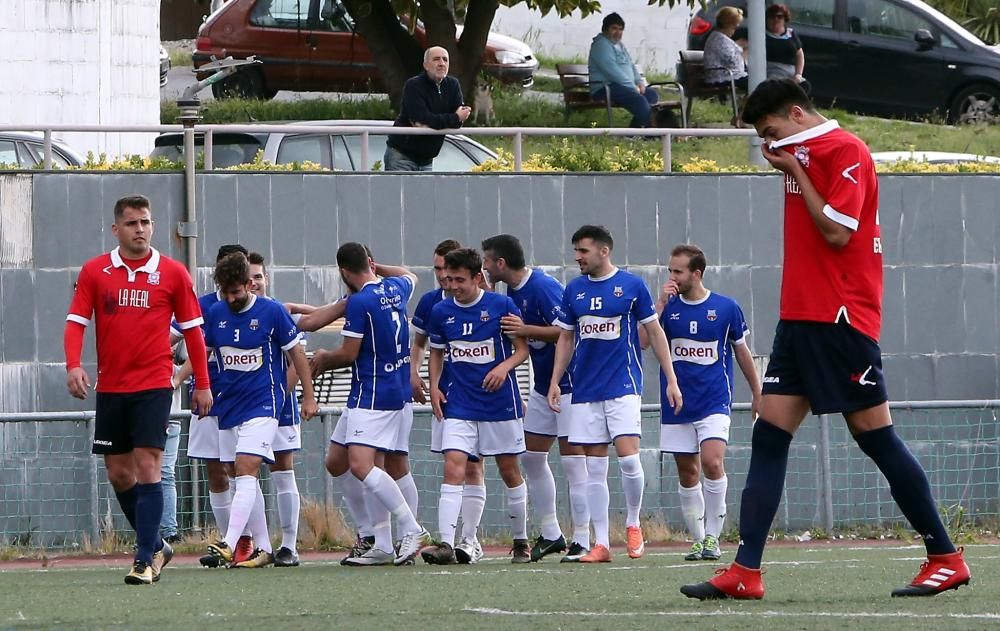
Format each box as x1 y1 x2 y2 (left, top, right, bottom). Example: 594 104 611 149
193 0 538 99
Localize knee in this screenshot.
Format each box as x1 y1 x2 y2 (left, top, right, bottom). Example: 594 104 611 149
105 467 135 491
325 448 348 477
701 457 725 480
676 463 700 487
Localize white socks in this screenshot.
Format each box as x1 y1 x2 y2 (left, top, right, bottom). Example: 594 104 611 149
336 471 372 538
396 472 419 522
522 451 561 540
209 490 231 536
505 482 528 541
225 475 261 549
679 482 706 542
272 470 299 553
460 484 486 542
618 453 645 528
247 482 272 554
438 483 464 546
703 475 729 538
561 454 590 549
361 467 420 537
586 456 610 548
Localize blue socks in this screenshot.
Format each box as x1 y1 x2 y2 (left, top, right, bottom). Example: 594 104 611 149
134 482 164 564
854 425 955 555
114 485 139 531
734 419 793 569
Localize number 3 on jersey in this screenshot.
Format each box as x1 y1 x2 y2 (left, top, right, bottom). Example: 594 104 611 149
234 328 240 342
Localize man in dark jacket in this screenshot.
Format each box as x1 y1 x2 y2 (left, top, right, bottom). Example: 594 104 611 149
385 46 471 171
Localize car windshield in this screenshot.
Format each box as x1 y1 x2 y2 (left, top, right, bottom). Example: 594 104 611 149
151 134 264 168
911 1 992 47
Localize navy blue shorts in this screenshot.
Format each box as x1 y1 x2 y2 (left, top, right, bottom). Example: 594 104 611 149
761 320 889 415
93 388 173 455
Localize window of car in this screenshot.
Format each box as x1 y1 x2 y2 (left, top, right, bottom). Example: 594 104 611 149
784 0 835 29
433 140 478 172
846 0 935 40
316 0 354 33
0 141 20 167
342 133 389 171
331 136 353 170
250 0 308 28
23 142 71 168
276 134 331 167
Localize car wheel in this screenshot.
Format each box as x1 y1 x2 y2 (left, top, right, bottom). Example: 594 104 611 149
210 68 273 100
949 84 1000 125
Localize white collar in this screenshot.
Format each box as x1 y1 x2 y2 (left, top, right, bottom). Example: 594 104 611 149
770 119 840 149
589 266 619 282
511 268 533 291
237 293 257 314
680 289 712 306
110 246 161 283
455 288 485 308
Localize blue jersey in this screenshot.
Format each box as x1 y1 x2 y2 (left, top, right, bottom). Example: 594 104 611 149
412 288 451 396
660 291 749 424
172 291 223 396
556 268 657 403
507 268 572 396
428 290 524 422
203 295 301 429
279 310 307 427
342 276 414 411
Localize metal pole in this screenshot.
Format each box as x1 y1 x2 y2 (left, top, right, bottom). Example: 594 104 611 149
176 98 202 281
661 133 672 173
204 130 213 171
43 130 52 170
324 412 335 508
188 415 202 534
87 419 101 544
819 414 834 531
513 132 523 172
746 0 768 167
361 131 369 171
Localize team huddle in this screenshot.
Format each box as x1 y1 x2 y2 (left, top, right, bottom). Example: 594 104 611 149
64 79 971 600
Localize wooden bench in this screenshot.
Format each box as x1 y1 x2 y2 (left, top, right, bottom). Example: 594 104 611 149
556 63 686 128
676 50 742 126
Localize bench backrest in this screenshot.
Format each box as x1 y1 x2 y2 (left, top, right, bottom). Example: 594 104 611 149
677 49 731 98
557 63 603 104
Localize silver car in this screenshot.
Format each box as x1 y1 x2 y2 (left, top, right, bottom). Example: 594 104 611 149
0 132 85 169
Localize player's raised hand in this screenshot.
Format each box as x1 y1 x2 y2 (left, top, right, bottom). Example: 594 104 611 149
66 367 91 400
482 365 507 392
500 314 527 338
547 383 562 413
761 143 799 174
411 371 428 404
666 380 683 414
300 394 318 421
430 387 447 420
192 388 214 417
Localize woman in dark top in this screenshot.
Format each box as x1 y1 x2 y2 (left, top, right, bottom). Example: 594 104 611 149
764 4 809 92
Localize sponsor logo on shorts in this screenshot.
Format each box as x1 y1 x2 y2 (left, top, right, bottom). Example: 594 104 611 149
763 376 780 383
850 365 877 386
670 338 719 365
93 439 113 446
353 429 364 436
450 339 496 364
219 346 264 372
578 315 621 341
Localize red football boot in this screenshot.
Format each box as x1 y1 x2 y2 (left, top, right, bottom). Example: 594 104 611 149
892 547 971 597
233 535 254 565
680 562 765 600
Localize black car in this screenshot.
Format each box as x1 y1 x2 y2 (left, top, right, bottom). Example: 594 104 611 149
688 0 1000 123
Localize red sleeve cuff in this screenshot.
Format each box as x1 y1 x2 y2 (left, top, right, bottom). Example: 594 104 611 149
64 321 85 370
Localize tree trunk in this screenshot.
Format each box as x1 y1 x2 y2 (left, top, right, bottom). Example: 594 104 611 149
456 0 500 102
341 0 423 110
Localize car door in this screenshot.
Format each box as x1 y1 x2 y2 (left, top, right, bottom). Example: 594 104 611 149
782 0 844 106
303 0 374 92
840 0 948 115
246 0 311 90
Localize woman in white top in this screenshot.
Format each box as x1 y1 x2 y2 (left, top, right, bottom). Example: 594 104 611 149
703 6 748 91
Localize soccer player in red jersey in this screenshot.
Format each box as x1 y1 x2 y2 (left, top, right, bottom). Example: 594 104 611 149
681 80 970 601
64 194 213 585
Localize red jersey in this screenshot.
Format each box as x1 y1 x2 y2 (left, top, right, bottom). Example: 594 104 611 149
66 247 204 393
771 120 883 341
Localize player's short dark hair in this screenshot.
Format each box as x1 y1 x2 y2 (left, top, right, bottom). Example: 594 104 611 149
602 12 625 32
444 248 482 276
213 252 250 288
113 194 151 220
671 244 708 275
481 234 526 270
247 251 266 273
337 242 370 273
742 79 816 126
216 244 248 262
571 225 614 250
434 239 462 257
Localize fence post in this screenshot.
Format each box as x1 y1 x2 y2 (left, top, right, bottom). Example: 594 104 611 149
88 419 100 544
818 414 834 531
189 414 202 534
324 412 335 509
661 133 672 173
513 132 523 172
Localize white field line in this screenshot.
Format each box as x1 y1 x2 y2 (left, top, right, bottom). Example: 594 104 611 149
465 607 1000 621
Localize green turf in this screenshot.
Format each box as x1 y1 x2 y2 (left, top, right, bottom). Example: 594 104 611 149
0 544 993 629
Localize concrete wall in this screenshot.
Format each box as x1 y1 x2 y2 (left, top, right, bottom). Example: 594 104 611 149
0 0 161 158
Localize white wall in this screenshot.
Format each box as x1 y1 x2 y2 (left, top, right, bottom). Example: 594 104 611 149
0 0 161 159
491 0 694 74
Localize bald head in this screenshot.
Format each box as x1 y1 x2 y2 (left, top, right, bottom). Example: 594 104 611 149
423 46 450 83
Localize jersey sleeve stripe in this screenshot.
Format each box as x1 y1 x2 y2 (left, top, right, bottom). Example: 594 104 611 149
411 324 427 335
341 330 364 339
66 314 91 327
822 204 860 231
731 336 747 346
638 313 658 325
429 342 446 349
554 319 574 330
280 336 302 352
175 317 204 330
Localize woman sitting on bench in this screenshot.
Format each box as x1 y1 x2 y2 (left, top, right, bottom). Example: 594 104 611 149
704 7 749 92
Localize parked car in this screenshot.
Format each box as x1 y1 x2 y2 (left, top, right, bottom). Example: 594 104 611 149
687 0 1000 124
148 120 497 171
871 150 1000 163
0 132 85 169
160 45 171 87
193 0 539 99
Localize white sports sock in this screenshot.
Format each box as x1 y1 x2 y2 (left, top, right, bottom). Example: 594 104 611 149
618 453 644 528
561 454 590 549
272 470 300 552
225 475 258 549
209 491 232 536
361 467 421 536
505 482 528 541
521 451 561 540
367 494 394 553
396 473 419 525
678 482 706 542
586 456 610 548
460 484 486 542
437 484 464 546
246 482 272 554
335 471 373 538
703 475 729 538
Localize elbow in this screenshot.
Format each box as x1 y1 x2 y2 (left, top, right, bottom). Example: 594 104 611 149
825 231 851 249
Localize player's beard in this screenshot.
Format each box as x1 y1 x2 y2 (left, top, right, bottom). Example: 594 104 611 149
228 295 249 313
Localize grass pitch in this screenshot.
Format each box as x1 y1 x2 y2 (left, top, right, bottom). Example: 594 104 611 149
0 544 995 630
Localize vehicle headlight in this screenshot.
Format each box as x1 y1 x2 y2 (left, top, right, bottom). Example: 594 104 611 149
494 50 526 65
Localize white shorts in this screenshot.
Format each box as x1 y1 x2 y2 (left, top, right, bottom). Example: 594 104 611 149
430 414 444 453
391 403 413 454
441 418 525 457
344 407 404 452
523 391 585 439
569 394 642 445
273 424 302 453
220 417 279 464
330 410 349 446
659 414 731 453
186 414 222 460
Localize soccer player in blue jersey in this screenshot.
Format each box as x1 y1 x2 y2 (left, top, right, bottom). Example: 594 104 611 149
410 239 489 564
422 248 532 564
204 253 318 568
481 234 591 563
310 243 432 566
548 225 682 563
640 245 761 561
